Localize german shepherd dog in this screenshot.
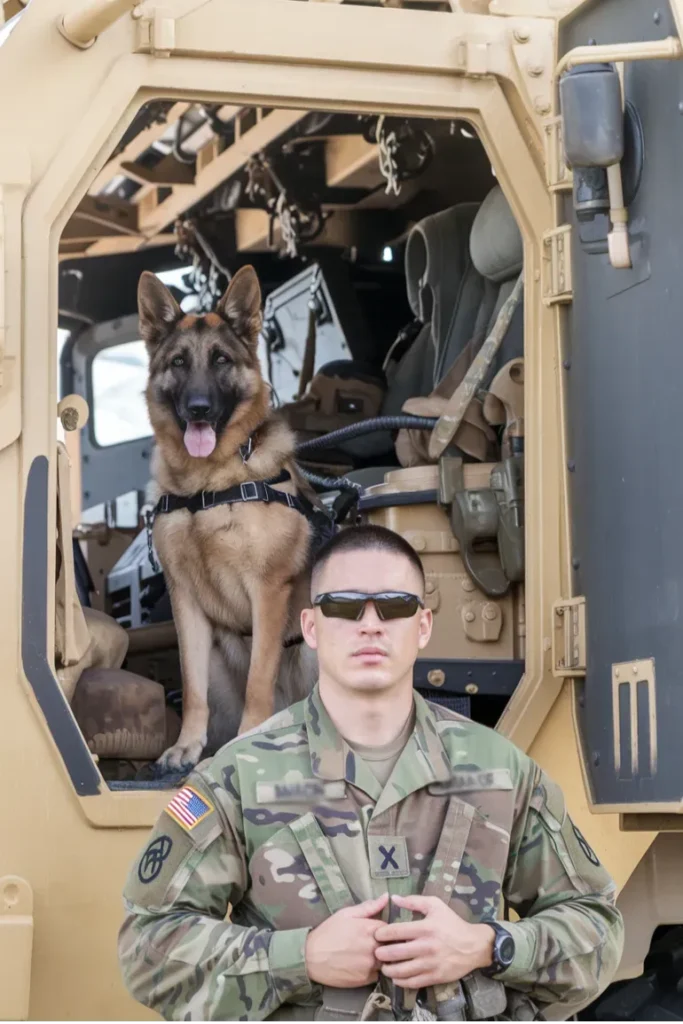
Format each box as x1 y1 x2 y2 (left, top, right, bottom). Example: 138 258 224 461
139 266 319 770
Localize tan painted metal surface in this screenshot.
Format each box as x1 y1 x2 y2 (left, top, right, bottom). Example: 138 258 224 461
0 0 675 1018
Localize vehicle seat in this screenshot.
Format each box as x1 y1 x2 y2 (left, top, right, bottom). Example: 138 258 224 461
467 182 524 376
326 201 482 488
337 184 523 491
396 184 523 468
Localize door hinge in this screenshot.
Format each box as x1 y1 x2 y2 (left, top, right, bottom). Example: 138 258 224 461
552 596 586 677
543 116 573 193
542 224 573 306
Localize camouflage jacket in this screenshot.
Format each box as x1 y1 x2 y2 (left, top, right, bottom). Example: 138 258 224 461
118 686 624 1021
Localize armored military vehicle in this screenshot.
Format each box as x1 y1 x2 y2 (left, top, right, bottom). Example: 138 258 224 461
2 0 683 1018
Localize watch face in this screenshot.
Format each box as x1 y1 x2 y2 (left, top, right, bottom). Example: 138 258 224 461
499 935 515 966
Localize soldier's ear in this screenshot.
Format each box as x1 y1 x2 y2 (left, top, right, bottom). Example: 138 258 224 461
216 265 262 345
138 271 182 349
417 607 432 650
301 607 318 650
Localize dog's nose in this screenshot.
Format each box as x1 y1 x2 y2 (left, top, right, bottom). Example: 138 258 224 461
187 397 212 421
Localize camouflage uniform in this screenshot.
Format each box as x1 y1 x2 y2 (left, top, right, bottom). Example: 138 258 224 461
118 686 624 1021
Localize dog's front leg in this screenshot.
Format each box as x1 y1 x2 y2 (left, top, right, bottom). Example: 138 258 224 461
157 587 213 771
238 580 292 734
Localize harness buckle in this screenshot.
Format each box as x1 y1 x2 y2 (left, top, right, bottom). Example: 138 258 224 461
201 490 215 509
159 495 170 514
240 481 260 502
285 492 296 509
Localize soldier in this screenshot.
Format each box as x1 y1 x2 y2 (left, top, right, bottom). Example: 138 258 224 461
118 524 624 1022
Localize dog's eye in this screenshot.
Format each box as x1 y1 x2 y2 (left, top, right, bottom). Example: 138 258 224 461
172 355 185 367
214 354 230 365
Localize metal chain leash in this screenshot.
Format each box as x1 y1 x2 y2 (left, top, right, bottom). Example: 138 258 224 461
376 115 401 196
276 191 300 258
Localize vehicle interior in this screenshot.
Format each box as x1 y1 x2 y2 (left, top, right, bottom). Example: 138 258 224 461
55 100 526 787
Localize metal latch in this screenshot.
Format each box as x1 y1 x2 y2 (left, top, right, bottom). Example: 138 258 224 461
542 224 573 306
552 596 586 677
542 116 573 193
0 876 34 1020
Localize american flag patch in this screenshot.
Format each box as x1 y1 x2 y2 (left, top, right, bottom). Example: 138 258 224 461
165 786 214 831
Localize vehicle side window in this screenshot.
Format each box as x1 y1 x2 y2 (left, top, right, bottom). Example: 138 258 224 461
92 340 151 447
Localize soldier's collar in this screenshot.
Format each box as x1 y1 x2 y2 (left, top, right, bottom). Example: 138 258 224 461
304 685 347 782
304 685 452 790
411 689 453 785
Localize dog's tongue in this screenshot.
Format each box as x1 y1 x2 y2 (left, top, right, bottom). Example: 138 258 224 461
184 423 216 458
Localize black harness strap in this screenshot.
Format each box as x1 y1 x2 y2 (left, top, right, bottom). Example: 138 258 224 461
153 477 304 518
146 465 336 573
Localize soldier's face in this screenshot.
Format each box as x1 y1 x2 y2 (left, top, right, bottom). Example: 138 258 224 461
301 549 432 693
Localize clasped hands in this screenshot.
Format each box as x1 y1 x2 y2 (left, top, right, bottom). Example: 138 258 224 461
304 892 495 991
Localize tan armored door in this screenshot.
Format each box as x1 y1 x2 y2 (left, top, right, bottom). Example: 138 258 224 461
0 164 27 455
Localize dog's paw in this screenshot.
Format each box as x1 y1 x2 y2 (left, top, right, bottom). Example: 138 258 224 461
156 738 206 772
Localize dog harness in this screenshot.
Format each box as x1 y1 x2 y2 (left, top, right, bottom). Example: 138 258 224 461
146 468 335 570
152 472 306 518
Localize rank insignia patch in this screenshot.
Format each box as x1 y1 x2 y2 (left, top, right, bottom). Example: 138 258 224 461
368 835 410 878
165 785 214 831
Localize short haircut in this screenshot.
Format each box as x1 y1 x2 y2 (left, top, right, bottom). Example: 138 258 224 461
311 524 426 596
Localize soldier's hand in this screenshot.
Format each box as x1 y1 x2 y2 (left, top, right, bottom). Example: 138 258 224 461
305 893 389 988
374 894 495 989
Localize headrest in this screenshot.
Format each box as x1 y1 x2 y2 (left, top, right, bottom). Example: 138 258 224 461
404 202 479 347
469 185 523 283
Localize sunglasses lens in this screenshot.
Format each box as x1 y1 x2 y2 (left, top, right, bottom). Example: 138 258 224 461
375 595 420 620
319 598 366 620
316 593 422 620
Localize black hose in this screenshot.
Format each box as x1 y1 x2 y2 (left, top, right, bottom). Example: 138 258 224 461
300 469 362 495
295 415 438 455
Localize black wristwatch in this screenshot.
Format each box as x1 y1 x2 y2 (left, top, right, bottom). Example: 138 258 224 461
481 921 515 976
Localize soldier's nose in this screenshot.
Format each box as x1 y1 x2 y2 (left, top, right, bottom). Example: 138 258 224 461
359 604 383 629
187 396 212 421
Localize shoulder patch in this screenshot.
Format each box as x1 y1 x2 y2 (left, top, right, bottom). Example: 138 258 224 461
165 785 214 832
123 774 225 912
429 769 513 794
256 779 346 804
124 818 198 910
137 834 174 884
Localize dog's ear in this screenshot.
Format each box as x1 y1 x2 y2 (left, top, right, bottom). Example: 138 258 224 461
216 265 262 344
138 271 181 348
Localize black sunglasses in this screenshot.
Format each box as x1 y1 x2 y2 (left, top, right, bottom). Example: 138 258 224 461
313 591 425 621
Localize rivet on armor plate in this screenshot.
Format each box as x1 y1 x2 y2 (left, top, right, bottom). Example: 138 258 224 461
465 683 479 695
427 669 445 687
482 603 499 621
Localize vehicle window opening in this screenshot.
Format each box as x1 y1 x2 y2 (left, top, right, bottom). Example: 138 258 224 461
52 100 526 793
